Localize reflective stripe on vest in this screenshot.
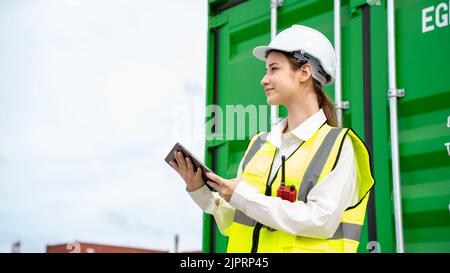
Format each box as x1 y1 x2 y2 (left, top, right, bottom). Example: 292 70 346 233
235 212 363 241
233 132 268 229
331 222 363 241
234 209 257 227
297 128 344 202
242 132 268 172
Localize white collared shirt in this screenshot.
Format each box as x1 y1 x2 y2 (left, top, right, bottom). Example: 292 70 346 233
264 109 329 185
188 109 359 239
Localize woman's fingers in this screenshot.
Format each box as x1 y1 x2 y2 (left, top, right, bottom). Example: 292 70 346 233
175 151 187 173
193 167 202 183
195 167 202 180
206 172 224 186
207 181 220 191
169 160 180 172
186 157 194 179
186 157 193 172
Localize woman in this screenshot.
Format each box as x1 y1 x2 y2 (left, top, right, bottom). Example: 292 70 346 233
169 25 374 253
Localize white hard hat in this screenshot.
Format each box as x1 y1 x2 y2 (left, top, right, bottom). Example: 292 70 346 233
253 25 336 85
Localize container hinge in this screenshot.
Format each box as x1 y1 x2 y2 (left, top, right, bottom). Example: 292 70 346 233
351 0 381 9
335 101 350 110
270 0 283 8
208 14 228 29
351 0 381 15
388 88 405 98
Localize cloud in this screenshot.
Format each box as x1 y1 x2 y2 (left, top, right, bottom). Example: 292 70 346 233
0 0 207 253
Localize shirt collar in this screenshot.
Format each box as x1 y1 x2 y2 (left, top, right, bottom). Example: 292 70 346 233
266 108 327 148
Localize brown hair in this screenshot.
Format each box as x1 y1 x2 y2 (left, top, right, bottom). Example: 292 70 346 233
266 49 338 127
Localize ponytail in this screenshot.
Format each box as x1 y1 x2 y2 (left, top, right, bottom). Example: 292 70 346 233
313 79 338 127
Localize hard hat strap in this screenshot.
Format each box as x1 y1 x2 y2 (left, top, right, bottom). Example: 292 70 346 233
292 50 328 86
292 50 308 66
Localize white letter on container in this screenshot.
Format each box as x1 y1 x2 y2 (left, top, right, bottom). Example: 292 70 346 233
436 2 449 28
422 5 435 33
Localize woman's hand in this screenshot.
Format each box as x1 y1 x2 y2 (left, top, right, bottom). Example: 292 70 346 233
205 172 240 202
169 151 205 192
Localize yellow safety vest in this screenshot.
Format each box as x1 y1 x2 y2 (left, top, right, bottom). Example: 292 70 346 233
223 123 375 253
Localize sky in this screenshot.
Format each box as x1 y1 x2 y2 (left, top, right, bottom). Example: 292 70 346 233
0 0 208 253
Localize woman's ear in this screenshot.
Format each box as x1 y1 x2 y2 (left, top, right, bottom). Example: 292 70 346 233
298 64 312 83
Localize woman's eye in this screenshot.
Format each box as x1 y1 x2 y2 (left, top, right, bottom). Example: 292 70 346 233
264 68 277 74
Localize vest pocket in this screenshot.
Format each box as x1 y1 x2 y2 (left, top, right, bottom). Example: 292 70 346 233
257 228 281 253
244 159 271 177
243 160 271 191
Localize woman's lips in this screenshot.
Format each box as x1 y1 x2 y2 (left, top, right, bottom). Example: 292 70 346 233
265 88 274 95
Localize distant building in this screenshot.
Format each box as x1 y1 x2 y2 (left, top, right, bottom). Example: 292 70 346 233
182 250 202 253
11 241 21 253
46 241 169 253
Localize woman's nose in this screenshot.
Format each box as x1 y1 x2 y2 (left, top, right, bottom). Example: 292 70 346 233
261 73 270 86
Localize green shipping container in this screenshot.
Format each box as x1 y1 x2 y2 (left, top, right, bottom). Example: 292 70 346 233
203 0 450 253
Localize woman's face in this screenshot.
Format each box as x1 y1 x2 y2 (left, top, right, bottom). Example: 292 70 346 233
260 51 300 106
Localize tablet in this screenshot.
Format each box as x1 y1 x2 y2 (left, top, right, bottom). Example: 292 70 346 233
165 142 216 191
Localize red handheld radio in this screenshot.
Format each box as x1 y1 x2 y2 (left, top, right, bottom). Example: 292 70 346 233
276 155 297 202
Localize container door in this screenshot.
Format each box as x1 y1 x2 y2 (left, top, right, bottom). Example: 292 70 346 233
204 0 269 253
391 0 450 252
